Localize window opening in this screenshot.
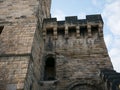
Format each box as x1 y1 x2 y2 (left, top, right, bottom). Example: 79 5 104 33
57 28 65 36
30 84 33 90
46 28 53 36
44 57 56 81
68 27 76 36
91 25 98 36
80 26 87 37
0 26 4 34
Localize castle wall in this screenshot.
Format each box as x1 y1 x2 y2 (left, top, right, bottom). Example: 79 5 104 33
0 0 39 54
0 0 115 89
25 0 51 90
41 16 113 90
0 0 51 90
0 55 30 90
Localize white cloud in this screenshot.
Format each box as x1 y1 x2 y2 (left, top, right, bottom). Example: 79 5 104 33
78 12 86 19
106 0 113 3
51 9 66 20
109 48 120 57
92 0 97 6
109 48 120 72
104 34 113 48
103 0 120 72
103 0 120 35
104 35 120 72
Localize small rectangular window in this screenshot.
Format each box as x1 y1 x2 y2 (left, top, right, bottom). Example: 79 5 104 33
0 26 4 34
46 28 53 35
80 26 87 37
57 28 65 36
91 25 98 35
68 27 76 36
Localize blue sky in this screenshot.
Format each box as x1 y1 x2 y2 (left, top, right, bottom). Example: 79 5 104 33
51 0 120 72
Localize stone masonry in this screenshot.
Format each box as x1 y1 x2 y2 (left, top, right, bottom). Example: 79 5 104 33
0 0 118 90
40 15 113 90
0 0 51 90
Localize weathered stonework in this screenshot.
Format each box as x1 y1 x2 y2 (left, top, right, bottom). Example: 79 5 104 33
0 0 51 90
0 56 30 90
40 16 113 90
0 0 119 90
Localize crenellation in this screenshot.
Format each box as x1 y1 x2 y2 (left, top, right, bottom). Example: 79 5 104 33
43 15 104 41
86 14 103 24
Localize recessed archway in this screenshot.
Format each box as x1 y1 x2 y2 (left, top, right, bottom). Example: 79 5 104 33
44 56 56 81
70 84 97 90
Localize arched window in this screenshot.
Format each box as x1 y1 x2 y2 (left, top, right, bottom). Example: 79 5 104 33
44 56 56 81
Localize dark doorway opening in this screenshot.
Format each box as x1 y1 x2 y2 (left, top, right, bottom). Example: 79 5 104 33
44 56 56 81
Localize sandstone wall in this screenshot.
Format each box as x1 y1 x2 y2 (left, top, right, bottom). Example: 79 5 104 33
25 0 51 90
0 55 30 90
41 16 113 90
0 0 38 54
0 0 51 90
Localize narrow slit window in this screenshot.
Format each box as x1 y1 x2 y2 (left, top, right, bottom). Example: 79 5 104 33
0 26 4 34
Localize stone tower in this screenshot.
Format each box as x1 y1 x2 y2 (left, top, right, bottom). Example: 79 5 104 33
0 0 116 90
40 16 113 90
0 0 51 90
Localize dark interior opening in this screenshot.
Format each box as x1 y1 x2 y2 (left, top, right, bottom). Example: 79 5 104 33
0 26 4 34
80 26 87 37
44 57 55 81
46 28 53 35
91 26 98 36
57 28 65 36
30 84 33 90
68 27 76 36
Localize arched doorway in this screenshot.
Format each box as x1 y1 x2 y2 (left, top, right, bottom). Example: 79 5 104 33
44 56 56 81
70 84 97 90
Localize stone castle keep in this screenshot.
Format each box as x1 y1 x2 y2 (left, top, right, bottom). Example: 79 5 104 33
0 0 120 90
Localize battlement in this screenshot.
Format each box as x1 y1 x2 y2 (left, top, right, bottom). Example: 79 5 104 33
43 14 103 39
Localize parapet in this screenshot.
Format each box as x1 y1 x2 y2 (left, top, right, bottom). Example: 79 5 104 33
43 14 103 27
42 14 103 39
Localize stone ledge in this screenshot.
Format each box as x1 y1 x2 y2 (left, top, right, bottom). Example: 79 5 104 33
39 79 59 86
0 53 31 57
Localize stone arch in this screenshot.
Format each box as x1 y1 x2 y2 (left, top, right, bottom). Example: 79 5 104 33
44 54 56 81
67 81 98 90
70 84 97 90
